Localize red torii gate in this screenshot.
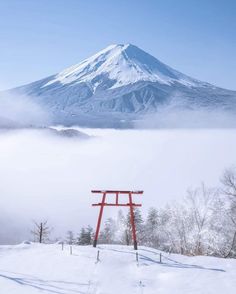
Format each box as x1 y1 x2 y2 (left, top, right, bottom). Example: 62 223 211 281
92 190 143 250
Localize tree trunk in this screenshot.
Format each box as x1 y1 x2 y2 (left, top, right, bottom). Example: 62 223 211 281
39 223 43 243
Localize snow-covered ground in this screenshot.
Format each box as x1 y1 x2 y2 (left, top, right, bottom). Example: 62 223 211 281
0 243 235 294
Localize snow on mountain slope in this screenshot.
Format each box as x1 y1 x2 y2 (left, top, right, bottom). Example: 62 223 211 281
42 44 203 90
0 243 235 294
4 44 236 127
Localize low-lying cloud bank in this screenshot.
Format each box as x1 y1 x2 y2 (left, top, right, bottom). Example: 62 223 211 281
1 90 236 129
1 128 236 244
136 107 236 129
0 92 51 128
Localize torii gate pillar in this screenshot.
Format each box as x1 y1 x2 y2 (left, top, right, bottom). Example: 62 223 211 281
92 190 143 250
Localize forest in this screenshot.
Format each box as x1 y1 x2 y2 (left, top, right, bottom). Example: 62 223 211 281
33 168 236 258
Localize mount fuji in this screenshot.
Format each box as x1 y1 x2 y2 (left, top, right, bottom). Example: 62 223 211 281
4 44 236 127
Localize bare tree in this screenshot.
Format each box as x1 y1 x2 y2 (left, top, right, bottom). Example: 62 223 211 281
221 168 236 198
31 221 51 243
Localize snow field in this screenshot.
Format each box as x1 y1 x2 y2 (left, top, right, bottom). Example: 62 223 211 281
0 243 235 294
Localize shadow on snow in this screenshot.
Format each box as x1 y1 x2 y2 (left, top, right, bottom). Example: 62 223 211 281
0 270 89 294
102 247 225 272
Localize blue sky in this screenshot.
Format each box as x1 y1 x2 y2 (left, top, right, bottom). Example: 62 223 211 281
0 0 235 90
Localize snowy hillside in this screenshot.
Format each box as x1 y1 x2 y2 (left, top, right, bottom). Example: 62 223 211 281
4 44 236 127
0 243 235 294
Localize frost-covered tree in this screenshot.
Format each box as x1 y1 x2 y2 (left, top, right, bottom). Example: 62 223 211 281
133 208 145 242
120 208 144 245
77 226 93 245
99 218 117 244
144 207 160 247
221 168 236 257
114 208 145 245
186 184 217 255
116 210 126 243
66 230 75 245
165 203 192 254
207 196 236 257
151 184 220 256
121 211 132 245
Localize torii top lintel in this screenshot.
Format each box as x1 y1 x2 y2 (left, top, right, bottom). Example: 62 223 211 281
91 190 143 207
91 190 143 194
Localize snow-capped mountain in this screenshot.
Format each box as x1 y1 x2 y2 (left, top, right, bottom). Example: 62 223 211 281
42 44 205 89
5 44 236 127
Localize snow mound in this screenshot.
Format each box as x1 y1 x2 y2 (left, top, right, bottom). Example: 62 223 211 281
21 240 31 245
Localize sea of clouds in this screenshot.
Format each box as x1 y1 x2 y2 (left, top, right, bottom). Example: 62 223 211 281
0 92 236 243
1 126 236 243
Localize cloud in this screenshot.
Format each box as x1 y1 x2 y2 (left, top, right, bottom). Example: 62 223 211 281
135 106 236 129
0 92 51 128
0 127 236 244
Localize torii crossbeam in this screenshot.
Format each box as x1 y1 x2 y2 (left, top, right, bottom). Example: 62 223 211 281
92 190 143 250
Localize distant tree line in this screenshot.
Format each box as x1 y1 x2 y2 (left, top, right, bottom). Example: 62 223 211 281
31 168 236 258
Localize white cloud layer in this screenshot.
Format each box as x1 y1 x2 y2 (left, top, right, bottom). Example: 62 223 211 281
0 93 51 127
0 128 236 244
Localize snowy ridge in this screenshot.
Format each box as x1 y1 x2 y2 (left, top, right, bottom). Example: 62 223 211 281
0 243 235 294
43 44 204 90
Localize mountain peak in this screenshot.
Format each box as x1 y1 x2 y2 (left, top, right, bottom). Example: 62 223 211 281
43 43 202 90
103 43 134 50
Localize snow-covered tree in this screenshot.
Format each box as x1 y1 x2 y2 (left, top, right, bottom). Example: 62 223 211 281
220 168 236 257
116 210 126 243
144 207 160 248
164 203 192 254
99 218 117 244
65 230 75 245
186 184 217 255
77 226 93 245
119 208 144 245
